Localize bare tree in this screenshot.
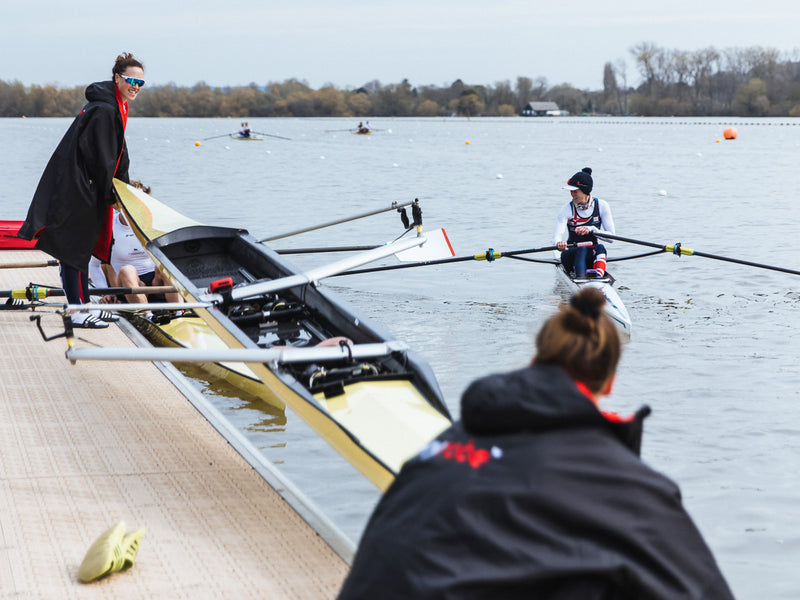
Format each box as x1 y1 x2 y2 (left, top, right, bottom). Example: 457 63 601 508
671 50 691 103
630 41 662 96
614 59 629 114
602 62 618 114
515 76 533 111
488 79 515 113
688 47 720 114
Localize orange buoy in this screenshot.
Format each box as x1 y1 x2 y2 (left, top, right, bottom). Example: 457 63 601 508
723 127 738 140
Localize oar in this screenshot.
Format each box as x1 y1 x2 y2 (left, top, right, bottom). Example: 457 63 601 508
598 233 800 277
0 285 176 300
252 131 291 140
0 285 62 300
224 235 428 301
276 228 453 264
92 285 177 296
201 132 237 141
331 242 592 276
0 259 59 269
68 301 206 313
259 199 419 243
276 245 383 254
324 128 356 133
62 239 428 307
64 341 406 366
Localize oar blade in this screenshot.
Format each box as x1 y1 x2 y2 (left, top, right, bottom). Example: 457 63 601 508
230 235 427 300
395 228 454 262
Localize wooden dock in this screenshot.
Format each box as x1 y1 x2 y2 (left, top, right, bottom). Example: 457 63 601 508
0 251 350 598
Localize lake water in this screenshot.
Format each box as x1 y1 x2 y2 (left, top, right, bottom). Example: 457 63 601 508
3 116 799 598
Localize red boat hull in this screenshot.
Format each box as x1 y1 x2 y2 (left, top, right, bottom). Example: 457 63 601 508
0 221 37 249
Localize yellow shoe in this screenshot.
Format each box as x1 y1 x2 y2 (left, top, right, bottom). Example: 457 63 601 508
121 528 145 570
77 521 127 583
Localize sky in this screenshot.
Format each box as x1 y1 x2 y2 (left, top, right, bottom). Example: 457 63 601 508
2 0 799 92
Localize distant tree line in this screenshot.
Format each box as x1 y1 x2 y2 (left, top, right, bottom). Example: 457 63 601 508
607 43 800 116
1 44 798 118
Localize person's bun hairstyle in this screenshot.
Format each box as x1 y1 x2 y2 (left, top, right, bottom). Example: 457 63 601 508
112 52 144 78
534 287 620 394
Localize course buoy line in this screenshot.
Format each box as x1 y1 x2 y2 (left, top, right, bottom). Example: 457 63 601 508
559 119 798 126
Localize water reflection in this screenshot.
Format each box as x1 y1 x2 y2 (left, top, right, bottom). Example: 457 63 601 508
176 362 288 438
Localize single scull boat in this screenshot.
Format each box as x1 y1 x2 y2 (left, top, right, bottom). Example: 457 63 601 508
552 249 632 337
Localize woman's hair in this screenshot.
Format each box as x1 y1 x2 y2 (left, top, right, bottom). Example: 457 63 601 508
129 180 151 194
534 287 621 393
112 53 144 78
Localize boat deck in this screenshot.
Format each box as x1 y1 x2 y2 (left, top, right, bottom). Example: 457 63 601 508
0 251 349 598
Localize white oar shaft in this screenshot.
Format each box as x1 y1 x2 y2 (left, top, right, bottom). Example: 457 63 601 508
260 200 417 242
230 235 427 300
67 302 209 312
65 341 407 365
91 286 177 295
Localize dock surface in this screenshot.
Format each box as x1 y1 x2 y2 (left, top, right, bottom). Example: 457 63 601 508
0 251 349 598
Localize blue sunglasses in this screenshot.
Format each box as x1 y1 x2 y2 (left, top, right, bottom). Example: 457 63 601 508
118 74 145 88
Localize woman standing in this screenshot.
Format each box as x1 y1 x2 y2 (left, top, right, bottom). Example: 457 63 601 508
337 287 734 599
19 52 145 328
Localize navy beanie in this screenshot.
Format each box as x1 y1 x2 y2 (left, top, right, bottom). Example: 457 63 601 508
566 167 593 195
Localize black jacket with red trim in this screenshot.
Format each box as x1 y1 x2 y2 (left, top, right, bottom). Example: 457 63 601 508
337 362 734 600
18 80 129 271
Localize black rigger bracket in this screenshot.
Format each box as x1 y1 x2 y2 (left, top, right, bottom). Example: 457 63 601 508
30 311 73 343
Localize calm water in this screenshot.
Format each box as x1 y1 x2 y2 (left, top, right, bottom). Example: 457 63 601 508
3 116 799 598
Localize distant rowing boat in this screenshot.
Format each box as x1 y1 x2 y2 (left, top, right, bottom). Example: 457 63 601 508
229 133 263 141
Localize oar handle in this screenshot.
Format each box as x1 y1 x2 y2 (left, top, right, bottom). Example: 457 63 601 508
0 259 59 269
501 241 592 259
593 232 666 250
0 285 63 299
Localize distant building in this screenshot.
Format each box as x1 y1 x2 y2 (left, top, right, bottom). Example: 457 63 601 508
521 101 563 116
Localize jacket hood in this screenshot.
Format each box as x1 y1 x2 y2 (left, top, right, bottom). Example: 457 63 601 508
461 362 650 453
85 80 118 105
461 363 598 432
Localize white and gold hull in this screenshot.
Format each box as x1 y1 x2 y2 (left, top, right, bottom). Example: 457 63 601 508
113 180 452 489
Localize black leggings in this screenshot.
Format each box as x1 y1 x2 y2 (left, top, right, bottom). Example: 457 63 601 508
60 264 90 305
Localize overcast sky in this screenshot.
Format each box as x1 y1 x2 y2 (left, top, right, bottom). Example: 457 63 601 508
2 1 798 92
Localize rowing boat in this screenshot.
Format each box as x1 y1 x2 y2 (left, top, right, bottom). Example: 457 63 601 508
552 249 632 337
109 179 453 490
1 220 37 249
229 133 263 141
125 310 279 407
